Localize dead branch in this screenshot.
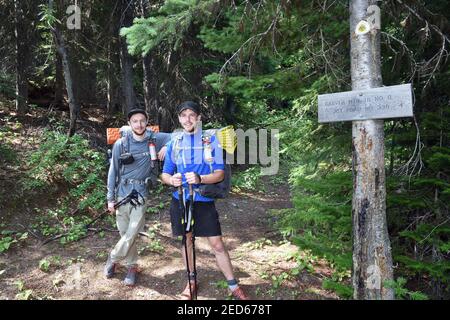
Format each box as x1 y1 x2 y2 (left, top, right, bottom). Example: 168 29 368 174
395 0 450 92
394 115 424 178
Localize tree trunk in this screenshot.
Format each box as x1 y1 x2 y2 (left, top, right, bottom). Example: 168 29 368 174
14 0 28 114
350 0 394 300
49 0 79 137
54 52 64 104
119 0 136 114
142 53 161 125
106 5 120 115
142 55 155 121
140 0 159 124
107 42 120 114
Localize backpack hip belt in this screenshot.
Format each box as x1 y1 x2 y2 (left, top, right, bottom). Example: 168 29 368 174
121 178 148 185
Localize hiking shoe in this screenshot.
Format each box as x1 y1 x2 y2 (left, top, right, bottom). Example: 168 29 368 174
230 286 249 300
124 266 138 286
181 280 198 300
103 256 116 279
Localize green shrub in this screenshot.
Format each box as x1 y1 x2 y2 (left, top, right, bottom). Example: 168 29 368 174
24 130 106 210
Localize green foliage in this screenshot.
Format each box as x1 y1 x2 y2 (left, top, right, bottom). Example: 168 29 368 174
0 122 20 165
38 3 60 29
15 280 33 300
322 279 353 299
287 250 317 274
0 227 28 253
275 171 353 272
198 7 257 54
198 0 449 299
38 259 51 272
121 0 215 56
24 130 106 210
0 143 17 164
395 255 450 285
147 201 165 215
231 166 264 192
214 279 229 290
138 223 164 254
31 207 91 245
243 238 273 250
384 277 429 300
23 131 107 246
271 272 291 289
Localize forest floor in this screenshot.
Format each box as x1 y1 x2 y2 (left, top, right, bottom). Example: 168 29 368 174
0 104 340 300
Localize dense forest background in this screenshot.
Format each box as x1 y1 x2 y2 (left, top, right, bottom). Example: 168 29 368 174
0 0 449 299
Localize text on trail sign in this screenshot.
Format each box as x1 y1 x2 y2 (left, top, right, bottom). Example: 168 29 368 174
318 84 413 123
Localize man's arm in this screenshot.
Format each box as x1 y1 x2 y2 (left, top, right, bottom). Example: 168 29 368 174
185 170 224 185
154 132 171 161
155 132 171 150
160 141 179 186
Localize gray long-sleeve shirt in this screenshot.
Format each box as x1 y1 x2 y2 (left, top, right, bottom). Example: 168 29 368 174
107 128 171 202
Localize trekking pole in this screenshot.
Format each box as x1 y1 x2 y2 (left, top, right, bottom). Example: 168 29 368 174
188 183 198 300
179 184 193 300
42 189 144 246
85 189 144 230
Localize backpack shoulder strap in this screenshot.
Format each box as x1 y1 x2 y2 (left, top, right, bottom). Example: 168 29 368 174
202 129 216 141
119 126 132 154
173 133 184 168
120 134 130 154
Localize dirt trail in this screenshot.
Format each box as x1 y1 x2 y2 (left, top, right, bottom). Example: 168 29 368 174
0 181 338 300
0 106 339 300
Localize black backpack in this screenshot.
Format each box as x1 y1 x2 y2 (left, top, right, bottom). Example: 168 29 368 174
197 151 231 199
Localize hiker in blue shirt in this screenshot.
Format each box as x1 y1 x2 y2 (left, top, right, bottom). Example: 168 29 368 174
104 108 170 286
161 101 249 300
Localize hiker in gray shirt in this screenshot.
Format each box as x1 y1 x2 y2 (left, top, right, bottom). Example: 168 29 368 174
104 108 171 286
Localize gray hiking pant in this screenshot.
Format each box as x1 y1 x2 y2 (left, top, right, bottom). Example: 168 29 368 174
110 197 147 267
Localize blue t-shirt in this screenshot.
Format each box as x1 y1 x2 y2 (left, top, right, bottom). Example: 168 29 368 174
163 130 224 202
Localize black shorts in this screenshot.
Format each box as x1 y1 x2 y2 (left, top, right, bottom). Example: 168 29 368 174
169 198 222 237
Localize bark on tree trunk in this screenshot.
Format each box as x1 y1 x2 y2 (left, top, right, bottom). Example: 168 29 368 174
49 0 79 137
143 54 161 124
119 0 136 115
107 9 120 115
120 39 136 114
140 0 159 124
107 43 120 114
142 55 152 115
350 0 394 300
55 52 64 104
14 0 28 114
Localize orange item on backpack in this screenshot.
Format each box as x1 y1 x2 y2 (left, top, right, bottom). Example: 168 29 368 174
107 126 160 145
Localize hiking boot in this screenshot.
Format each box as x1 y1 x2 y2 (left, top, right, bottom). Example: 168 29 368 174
180 280 198 300
104 256 116 279
124 266 138 286
230 286 249 300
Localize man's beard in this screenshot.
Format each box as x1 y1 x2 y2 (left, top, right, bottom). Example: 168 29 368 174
184 123 196 133
132 128 146 136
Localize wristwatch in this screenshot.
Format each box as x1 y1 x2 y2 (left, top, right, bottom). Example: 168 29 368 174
195 173 202 184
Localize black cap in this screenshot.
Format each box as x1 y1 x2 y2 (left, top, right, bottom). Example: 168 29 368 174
127 108 148 120
176 101 200 115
